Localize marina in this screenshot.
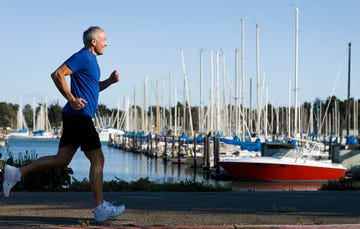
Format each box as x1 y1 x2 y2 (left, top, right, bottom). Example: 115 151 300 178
0 4 358 193
1 2 360 228
0 137 334 191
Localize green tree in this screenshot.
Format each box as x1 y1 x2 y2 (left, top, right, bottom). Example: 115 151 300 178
97 103 111 117
0 102 17 128
23 104 33 129
48 102 63 129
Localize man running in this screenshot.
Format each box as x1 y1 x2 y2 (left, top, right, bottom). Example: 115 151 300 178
2 26 125 222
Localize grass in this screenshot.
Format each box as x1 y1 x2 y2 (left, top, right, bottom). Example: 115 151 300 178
70 177 232 192
320 177 360 191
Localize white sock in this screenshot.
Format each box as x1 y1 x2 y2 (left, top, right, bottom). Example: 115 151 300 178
15 167 21 181
95 201 105 210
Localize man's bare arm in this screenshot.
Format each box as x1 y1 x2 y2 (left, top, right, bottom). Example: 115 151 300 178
99 69 120 91
51 64 87 110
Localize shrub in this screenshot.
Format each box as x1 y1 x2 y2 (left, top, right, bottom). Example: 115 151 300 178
4 150 73 192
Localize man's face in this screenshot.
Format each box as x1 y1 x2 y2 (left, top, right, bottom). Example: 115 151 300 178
93 31 107 55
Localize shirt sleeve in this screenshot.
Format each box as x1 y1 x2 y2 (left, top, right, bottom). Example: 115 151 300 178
64 50 86 73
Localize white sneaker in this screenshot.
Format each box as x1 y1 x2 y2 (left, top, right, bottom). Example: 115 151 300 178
3 165 21 197
93 201 125 222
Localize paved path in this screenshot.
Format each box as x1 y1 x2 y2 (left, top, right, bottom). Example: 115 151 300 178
1 191 360 228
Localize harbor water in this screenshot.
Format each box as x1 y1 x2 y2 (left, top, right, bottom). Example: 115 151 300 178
0 138 324 191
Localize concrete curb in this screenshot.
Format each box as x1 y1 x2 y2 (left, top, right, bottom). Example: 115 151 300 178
1 225 360 229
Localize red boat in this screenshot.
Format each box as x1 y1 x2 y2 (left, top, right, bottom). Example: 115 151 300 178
220 150 346 182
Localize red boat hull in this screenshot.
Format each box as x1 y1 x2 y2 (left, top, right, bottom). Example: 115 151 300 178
220 161 346 181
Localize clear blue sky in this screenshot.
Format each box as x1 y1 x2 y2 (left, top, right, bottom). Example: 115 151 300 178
1 0 359 109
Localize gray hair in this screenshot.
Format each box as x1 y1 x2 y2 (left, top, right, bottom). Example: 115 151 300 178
83 26 104 46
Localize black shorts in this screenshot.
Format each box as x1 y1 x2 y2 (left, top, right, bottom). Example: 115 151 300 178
59 112 101 151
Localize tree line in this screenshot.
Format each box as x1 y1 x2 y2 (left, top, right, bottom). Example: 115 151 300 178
0 96 358 137
0 102 113 131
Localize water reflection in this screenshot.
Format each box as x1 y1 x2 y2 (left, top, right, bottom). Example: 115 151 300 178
99 145 202 183
229 181 323 191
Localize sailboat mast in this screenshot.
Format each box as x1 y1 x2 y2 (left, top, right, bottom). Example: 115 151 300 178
249 78 253 133
216 50 221 133
174 85 177 136
288 77 291 136
33 97 36 132
133 84 137 131
210 50 214 134
162 78 165 133
180 49 186 134
125 96 130 132
235 48 239 136
180 49 194 136
168 71 172 133
241 18 245 140
256 23 261 135
222 51 228 135
346 42 351 136
145 75 148 133
156 79 160 134
200 49 204 133
294 7 299 135
141 78 145 132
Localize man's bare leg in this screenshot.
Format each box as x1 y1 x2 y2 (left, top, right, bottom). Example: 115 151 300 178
3 145 77 197
84 148 104 207
20 145 77 177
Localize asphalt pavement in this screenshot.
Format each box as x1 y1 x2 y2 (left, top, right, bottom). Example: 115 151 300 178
1 191 360 228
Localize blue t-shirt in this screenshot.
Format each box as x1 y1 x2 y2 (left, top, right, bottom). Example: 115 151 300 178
62 48 100 118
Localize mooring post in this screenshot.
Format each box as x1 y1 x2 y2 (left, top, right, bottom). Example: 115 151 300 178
203 135 210 179
214 137 220 175
206 135 210 170
203 135 207 168
150 135 153 152
121 134 124 149
172 136 175 158
146 135 149 151
164 135 168 159
329 137 333 160
155 135 158 159
193 133 197 168
178 136 181 165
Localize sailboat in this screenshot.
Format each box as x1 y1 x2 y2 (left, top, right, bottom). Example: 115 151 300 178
8 105 29 138
31 103 54 138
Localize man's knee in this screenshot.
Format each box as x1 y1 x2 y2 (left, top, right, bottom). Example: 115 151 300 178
54 154 72 167
55 145 76 167
85 148 104 165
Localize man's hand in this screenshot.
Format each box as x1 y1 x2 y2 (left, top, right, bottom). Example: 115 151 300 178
70 98 88 110
99 69 120 91
109 69 120 84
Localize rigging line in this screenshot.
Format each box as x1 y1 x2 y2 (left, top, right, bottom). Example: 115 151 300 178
318 55 347 132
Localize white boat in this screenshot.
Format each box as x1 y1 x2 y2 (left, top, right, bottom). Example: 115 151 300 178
7 128 29 138
31 130 55 139
98 127 124 142
0 135 6 147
